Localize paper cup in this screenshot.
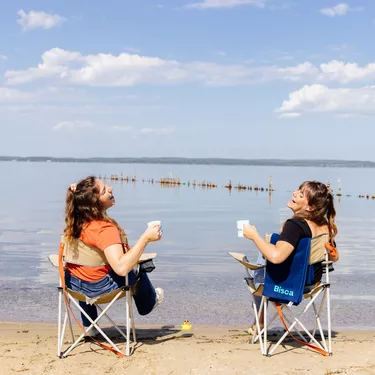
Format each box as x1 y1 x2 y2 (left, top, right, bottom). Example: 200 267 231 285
148 220 162 232
237 220 249 237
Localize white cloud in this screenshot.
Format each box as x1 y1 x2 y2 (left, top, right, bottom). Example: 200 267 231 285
320 3 362 17
4 48 321 87
112 125 134 132
0 87 32 103
124 47 141 53
6 48 375 88
277 62 318 81
53 120 95 131
279 112 301 118
53 122 176 136
186 0 266 9
0 55 8 61
17 9 65 31
139 127 175 134
276 84 375 116
319 60 375 83
111 125 175 136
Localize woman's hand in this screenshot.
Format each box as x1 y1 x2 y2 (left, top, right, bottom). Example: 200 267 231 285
243 224 258 241
143 224 162 243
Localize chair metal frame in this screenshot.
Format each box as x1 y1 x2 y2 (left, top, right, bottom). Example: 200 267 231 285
49 253 137 358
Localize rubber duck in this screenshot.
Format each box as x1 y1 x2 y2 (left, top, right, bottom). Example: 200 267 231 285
181 320 192 330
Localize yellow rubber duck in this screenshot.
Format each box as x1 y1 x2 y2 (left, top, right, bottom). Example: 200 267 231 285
181 320 192 330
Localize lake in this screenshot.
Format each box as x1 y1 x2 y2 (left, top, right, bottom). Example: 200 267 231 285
0 161 374 329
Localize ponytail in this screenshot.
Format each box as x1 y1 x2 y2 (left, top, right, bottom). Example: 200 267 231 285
64 189 76 240
327 193 338 243
297 181 338 243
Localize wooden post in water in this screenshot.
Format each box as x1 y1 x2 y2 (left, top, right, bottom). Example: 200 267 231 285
268 176 273 204
337 178 342 196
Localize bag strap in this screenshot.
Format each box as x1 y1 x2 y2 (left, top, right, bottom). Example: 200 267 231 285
275 303 329 356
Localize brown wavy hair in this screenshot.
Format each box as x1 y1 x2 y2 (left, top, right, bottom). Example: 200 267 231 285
296 181 338 242
64 176 127 243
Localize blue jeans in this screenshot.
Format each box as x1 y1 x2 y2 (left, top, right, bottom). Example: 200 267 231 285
65 269 157 327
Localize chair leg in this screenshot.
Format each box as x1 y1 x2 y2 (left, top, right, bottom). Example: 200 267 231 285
251 301 262 350
57 288 63 357
263 298 268 356
67 312 75 344
61 299 75 345
60 313 68 349
311 295 328 352
128 292 137 344
311 297 319 339
326 287 332 354
58 291 75 359
125 291 131 356
253 300 264 355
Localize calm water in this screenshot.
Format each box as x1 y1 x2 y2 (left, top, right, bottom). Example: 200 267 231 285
0 162 374 329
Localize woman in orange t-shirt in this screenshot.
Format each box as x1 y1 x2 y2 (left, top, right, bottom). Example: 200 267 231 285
64 176 164 331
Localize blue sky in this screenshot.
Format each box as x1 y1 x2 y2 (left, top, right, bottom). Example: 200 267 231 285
1 0 375 159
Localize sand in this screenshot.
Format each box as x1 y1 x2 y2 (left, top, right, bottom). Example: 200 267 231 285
1 322 374 375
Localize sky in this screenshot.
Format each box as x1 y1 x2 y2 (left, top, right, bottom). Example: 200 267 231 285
1 0 375 160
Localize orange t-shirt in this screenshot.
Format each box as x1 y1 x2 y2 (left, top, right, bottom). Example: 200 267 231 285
67 220 123 282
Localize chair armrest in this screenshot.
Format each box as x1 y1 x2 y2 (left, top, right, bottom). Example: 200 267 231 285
228 252 265 270
48 254 59 268
49 253 157 268
322 261 333 266
139 253 157 263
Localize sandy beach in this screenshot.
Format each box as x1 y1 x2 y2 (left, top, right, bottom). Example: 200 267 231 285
1 322 374 375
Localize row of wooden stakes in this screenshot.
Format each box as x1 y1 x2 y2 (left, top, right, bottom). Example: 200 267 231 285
99 175 273 192
100 175 375 200
358 194 375 199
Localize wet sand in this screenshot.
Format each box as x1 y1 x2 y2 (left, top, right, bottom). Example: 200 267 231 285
1 322 374 375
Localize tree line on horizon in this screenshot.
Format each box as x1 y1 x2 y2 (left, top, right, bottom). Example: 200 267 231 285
1 156 375 168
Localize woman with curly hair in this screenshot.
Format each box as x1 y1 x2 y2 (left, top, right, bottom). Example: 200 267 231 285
64 176 164 334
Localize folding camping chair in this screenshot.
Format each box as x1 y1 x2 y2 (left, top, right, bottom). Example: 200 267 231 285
48 236 157 358
229 233 333 357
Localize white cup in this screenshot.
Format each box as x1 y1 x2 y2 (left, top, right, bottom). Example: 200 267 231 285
237 220 249 237
148 220 162 233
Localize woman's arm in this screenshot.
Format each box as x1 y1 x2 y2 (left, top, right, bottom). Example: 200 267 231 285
104 224 161 276
243 225 295 264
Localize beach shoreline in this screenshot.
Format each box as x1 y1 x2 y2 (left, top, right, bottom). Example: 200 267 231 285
1 322 374 375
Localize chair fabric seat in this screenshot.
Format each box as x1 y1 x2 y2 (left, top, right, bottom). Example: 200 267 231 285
66 288 127 305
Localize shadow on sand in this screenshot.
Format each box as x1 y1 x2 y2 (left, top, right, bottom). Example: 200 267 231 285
72 324 193 357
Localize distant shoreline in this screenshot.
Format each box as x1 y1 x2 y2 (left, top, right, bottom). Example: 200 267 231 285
1 156 375 168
